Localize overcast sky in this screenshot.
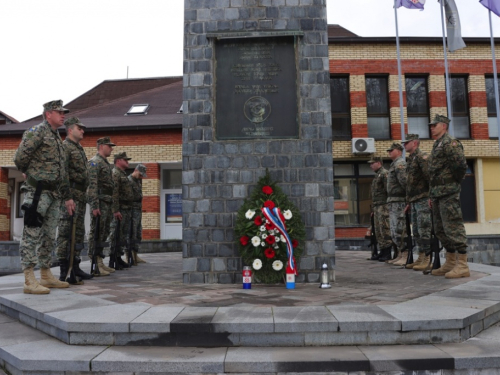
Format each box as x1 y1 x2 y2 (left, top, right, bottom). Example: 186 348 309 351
2 0 499 122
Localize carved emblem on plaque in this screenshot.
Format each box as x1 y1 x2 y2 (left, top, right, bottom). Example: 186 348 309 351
244 96 271 124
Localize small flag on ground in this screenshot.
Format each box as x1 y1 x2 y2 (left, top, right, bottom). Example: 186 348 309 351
440 0 466 52
480 0 500 17
395 0 425 9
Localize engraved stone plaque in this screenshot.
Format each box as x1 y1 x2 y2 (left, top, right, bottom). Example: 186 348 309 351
215 36 298 139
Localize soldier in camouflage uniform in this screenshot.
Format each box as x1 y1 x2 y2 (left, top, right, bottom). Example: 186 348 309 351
402 134 432 271
55 117 93 283
428 115 469 278
129 164 147 264
368 156 394 262
386 142 408 266
107 151 135 268
87 137 117 276
13 100 74 294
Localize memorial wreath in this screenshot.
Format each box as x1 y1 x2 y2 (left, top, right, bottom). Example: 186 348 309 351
235 171 305 284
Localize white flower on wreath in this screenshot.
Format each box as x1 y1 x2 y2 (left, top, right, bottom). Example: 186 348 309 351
261 241 266 247
253 258 263 270
260 225 266 232
283 210 293 220
251 236 261 247
272 260 283 271
280 235 286 243
261 233 268 239
273 244 279 249
245 210 256 219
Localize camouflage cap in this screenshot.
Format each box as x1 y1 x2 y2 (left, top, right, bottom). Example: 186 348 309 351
114 151 132 161
367 156 383 164
430 114 450 125
135 163 148 178
96 136 116 147
401 134 419 144
386 142 403 152
64 116 86 129
43 100 69 113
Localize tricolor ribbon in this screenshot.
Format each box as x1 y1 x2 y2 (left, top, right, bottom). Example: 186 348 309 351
261 207 295 272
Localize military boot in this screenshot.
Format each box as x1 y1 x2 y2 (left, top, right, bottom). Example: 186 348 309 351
117 256 130 269
393 251 409 266
387 249 402 264
134 251 147 264
23 267 50 295
406 252 424 269
377 246 392 262
73 257 93 280
431 251 457 276
98 256 115 273
413 254 431 271
58 259 68 282
445 253 470 279
40 268 69 288
96 257 110 276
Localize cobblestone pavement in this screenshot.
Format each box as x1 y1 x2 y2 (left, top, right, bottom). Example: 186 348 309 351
73 251 486 307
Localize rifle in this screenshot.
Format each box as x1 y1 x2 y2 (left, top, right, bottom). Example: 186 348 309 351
65 214 82 284
403 210 414 268
423 213 442 275
90 215 101 276
127 218 135 266
21 181 44 228
367 212 379 260
109 220 123 270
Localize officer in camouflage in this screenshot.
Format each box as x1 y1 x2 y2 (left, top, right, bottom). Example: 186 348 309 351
368 156 393 262
107 151 135 268
428 114 469 278
402 134 432 271
55 117 93 283
386 142 408 266
129 164 147 264
87 137 117 276
14 100 75 294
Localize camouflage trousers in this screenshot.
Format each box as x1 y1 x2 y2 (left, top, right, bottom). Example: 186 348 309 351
19 186 61 270
131 207 142 252
88 200 113 258
55 198 86 260
410 197 431 254
107 207 132 257
431 192 467 254
388 201 407 251
373 204 392 249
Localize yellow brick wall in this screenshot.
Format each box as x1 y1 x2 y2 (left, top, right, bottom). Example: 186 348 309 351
350 75 365 92
351 107 367 124
470 107 488 124
0 182 8 200
142 212 160 230
469 75 486 92
428 75 446 92
142 179 160 197
0 215 8 232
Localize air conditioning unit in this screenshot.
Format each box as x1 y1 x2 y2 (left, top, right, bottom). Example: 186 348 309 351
352 138 375 154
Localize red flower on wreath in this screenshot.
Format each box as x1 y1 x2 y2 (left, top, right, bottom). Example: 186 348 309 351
264 248 276 259
254 216 263 226
240 236 249 246
263 200 275 209
265 235 275 245
292 239 299 248
262 186 273 195
265 222 275 231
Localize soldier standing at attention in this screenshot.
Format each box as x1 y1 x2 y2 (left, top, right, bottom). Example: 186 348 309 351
428 114 469 278
55 117 93 283
14 100 75 294
368 156 393 262
402 134 432 271
386 142 408 266
87 137 117 276
108 152 135 268
129 164 147 264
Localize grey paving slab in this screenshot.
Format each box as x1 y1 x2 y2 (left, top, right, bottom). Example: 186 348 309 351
211 306 274 333
130 305 184 332
327 304 401 332
170 306 218 332
91 346 226 373
0 320 49 347
470 263 500 275
474 323 500 342
438 284 500 302
0 313 14 324
224 346 370 373
405 295 500 318
437 340 500 369
359 344 454 372
273 306 338 332
44 303 151 332
0 338 106 371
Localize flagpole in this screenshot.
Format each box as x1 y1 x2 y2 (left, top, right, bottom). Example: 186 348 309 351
394 0 406 154
440 0 454 136
488 9 500 159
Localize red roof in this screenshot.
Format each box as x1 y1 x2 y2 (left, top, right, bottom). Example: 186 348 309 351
0 110 19 124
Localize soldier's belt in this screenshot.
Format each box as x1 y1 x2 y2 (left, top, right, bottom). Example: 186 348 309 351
119 200 132 205
70 181 87 192
98 188 113 196
26 176 58 191
432 176 456 186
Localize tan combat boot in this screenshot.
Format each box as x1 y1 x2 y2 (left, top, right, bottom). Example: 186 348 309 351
431 252 457 276
133 251 147 264
445 253 470 279
96 257 110 276
386 249 401 264
413 254 431 271
98 257 115 273
40 268 69 288
393 251 409 266
23 267 50 294
406 252 424 269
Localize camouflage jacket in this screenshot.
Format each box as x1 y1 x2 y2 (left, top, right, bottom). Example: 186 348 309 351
112 167 135 212
406 148 430 203
63 138 89 202
87 153 114 211
387 156 407 203
371 166 389 206
428 132 467 199
13 120 70 200
128 175 143 210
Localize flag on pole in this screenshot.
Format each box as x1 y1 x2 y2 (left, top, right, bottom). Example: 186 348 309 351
395 0 425 9
480 0 500 17
440 0 466 52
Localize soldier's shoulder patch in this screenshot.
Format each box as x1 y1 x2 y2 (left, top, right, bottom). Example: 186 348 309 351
397 164 405 169
451 141 459 147
423 154 429 160
90 161 97 167
28 126 37 132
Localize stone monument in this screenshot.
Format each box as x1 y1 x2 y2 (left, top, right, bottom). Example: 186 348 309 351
183 0 334 284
